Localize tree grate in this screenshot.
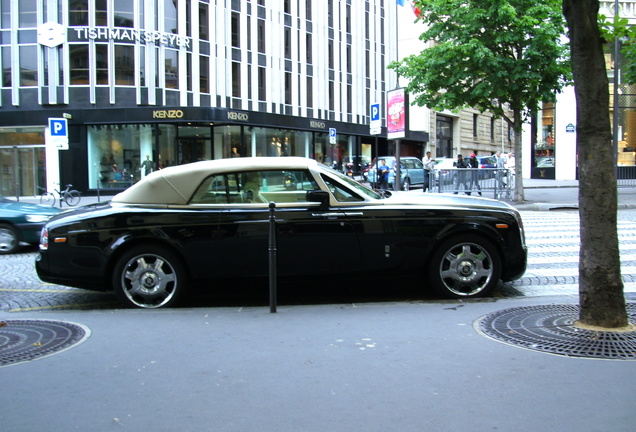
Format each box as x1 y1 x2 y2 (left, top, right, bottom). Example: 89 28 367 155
0 320 90 367
474 303 636 360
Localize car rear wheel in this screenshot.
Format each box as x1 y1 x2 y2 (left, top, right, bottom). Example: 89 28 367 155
0 224 19 254
403 178 411 191
113 246 187 308
428 235 501 298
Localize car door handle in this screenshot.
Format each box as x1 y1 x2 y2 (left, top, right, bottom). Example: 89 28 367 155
311 212 363 217
311 213 344 217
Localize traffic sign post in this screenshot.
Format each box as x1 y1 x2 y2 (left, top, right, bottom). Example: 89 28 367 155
47 118 69 150
329 128 337 144
370 103 381 135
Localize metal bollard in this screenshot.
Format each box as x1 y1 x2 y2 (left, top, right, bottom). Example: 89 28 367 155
268 201 277 313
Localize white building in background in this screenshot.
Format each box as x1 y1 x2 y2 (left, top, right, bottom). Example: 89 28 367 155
523 0 636 181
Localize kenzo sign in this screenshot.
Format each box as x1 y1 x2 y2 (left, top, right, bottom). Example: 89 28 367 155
152 110 184 119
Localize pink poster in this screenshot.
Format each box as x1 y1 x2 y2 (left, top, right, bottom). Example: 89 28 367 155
387 88 406 139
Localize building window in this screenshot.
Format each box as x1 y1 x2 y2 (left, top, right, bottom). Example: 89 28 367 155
165 49 178 89
258 67 266 101
490 117 495 140
285 72 291 105
231 12 240 48
473 113 478 137
199 3 209 40
200 56 209 93
70 44 89 84
96 44 108 85
96 0 107 26
164 0 177 33
69 0 88 26
18 0 36 28
2 46 11 87
257 19 265 53
114 0 134 27
115 45 134 85
19 45 37 86
232 62 240 97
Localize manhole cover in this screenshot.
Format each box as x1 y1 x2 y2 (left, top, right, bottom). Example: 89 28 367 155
0 320 90 367
475 303 636 360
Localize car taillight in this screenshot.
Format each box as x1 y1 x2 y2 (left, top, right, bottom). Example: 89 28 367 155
39 227 49 251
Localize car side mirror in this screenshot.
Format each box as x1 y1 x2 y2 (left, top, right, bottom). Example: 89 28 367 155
306 190 330 210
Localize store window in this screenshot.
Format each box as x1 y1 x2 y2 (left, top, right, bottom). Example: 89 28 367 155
536 103 555 169
88 125 148 189
244 127 313 159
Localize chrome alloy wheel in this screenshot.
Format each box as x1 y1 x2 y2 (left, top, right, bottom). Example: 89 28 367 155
436 241 497 297
118 251 180 308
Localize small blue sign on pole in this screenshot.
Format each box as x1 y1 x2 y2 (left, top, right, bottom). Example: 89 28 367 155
49 118 68 137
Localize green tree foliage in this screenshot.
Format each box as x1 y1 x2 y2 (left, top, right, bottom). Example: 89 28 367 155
600 13 636 85
389 0 571 201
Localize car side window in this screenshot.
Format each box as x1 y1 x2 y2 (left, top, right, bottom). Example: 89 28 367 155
321 174 364 202
190 174 242 204
191 170 319 204
413 159 424 169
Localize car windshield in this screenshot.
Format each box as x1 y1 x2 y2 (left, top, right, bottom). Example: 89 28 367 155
317 164 384 200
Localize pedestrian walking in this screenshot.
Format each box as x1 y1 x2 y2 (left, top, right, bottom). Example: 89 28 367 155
495 151 507 189
422 151 435 192
453 154 471 195
467 153 482 196
377 159 390 189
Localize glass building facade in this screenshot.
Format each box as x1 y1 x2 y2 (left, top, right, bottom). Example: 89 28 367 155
0 0 427 197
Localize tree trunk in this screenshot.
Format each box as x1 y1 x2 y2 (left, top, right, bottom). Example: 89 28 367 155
563 0 628 328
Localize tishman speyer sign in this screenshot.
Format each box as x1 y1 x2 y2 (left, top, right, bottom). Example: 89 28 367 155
38 22 191 49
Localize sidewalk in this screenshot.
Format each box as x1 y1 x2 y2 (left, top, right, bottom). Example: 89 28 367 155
1 297 634 432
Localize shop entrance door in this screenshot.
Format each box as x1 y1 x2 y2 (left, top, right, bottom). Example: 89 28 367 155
177 138 212 164
0 145 46 197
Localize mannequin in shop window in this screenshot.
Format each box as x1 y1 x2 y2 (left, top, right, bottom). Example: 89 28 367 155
141 155 153 177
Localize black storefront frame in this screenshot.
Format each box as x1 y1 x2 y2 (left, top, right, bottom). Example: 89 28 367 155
0 107 433 196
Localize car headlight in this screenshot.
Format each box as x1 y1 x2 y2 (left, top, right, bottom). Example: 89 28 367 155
25 214 52 223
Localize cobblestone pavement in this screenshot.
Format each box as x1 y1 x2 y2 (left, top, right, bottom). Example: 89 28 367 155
2 210 635 312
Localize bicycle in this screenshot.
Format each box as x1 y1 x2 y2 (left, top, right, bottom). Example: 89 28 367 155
39 184 82 207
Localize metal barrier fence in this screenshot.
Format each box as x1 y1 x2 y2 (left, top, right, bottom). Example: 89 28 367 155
617 166 636 187
429 168 514 199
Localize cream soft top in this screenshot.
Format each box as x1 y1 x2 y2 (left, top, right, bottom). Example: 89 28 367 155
111 157 319 205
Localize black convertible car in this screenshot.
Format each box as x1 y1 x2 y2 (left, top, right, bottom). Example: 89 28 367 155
36 157 527 308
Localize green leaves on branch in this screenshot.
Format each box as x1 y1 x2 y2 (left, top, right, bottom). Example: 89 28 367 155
599 13 636 85
389 0 571 127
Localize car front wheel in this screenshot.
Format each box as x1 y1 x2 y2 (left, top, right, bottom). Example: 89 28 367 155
113 246 187 308
428 235 501 298
0 224 19 254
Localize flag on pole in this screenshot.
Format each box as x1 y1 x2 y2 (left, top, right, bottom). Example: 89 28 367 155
396 0 406 5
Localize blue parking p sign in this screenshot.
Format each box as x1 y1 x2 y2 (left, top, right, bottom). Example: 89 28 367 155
49 118 67 137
